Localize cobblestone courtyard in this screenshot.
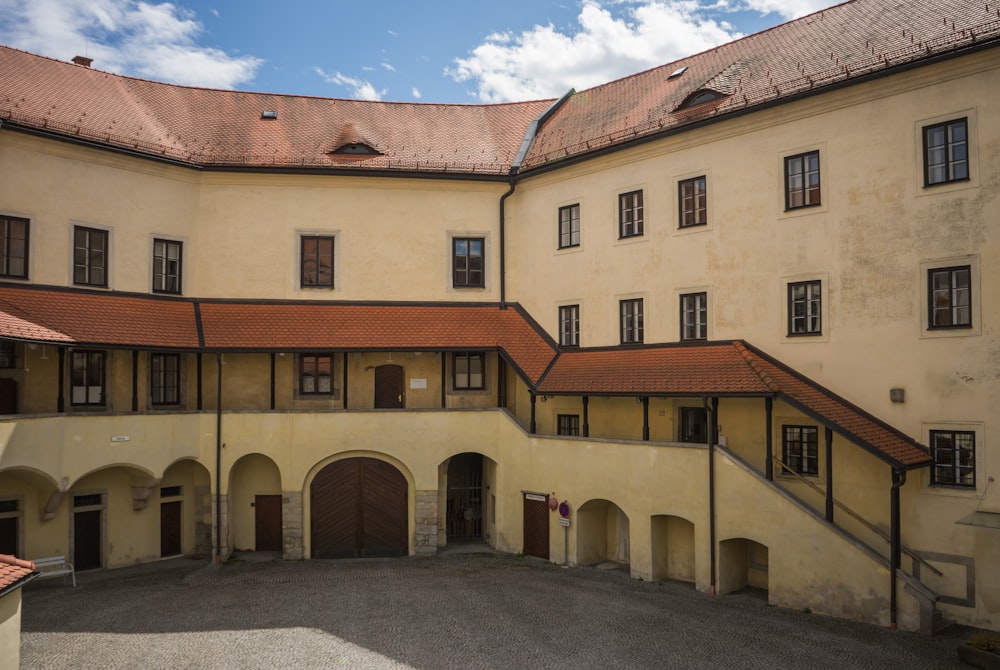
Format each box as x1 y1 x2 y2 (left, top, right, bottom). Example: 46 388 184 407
20 552 970 669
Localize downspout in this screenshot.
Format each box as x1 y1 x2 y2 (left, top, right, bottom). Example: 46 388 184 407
889 468 906 629
501 89 575 310
215 352 223 565
707 396 719 595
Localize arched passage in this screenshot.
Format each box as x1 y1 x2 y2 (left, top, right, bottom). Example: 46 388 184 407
650 514 696 583
576 499 630 569
441 452 494 543
310 457 408 558
160 459 212 557
719 537 769 595
229 453 282 552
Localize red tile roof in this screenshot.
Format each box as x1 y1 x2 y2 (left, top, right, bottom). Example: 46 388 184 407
537 341 931 469
0 554 36 596
0 45 553 175
1 1 997 175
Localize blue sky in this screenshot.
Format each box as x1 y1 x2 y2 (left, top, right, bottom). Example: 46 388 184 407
0 0 840 103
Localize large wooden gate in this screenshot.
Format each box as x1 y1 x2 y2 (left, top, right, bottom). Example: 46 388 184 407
311 458 408 558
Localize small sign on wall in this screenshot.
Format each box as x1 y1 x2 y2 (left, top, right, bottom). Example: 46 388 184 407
111 435 130 442
410 378 427 389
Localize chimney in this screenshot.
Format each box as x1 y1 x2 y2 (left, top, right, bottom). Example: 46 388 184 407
72 55 93 67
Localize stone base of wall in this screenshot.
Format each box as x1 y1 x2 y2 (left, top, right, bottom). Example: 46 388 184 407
212 494 230 561
194 484 212 555
282 491 304 560
415 489 438 555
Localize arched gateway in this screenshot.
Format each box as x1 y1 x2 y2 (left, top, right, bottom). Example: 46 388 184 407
310 457 408 558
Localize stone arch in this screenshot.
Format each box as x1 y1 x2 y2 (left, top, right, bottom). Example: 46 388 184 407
718 537 769 595
159 458 212 557
228 453 282 553
576 498 630 569
437 451 498 547
650 514 696 583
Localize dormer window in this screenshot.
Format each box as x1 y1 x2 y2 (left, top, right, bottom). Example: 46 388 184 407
678 89 726 109
333 142 380 155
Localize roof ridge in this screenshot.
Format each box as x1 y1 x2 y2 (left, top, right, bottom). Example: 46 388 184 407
732 341 780 393
0 554 35 570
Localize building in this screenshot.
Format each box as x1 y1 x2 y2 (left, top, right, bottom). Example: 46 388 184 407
0 0 997 633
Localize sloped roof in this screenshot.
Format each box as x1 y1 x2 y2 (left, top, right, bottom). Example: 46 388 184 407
537 341 931 469
520 0 1000 170
0 45 552 175
1 1 997 176
0 554 37 597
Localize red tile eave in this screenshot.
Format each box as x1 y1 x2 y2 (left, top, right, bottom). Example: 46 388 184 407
0 554 37 595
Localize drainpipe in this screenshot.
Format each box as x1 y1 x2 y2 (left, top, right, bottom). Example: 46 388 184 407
889 468 905 629
215 352 223 565
707 396 719 595
499 178 515 310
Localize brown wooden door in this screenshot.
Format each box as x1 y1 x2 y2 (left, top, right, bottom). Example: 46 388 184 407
311 457 407 558
0 378 16 414
523 494 550 560
374 364 404 408
254 494 283 551
160 501 182 557
0 516 16 555
74 509 102 570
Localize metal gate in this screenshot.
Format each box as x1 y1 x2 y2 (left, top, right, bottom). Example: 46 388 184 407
446 453 483 539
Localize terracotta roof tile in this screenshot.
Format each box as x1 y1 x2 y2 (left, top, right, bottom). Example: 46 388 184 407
0 554 36 595
521 0 1000 170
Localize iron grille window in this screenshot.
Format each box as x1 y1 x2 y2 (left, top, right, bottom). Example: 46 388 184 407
680 407 707 443
557 414 580 436
453 352 485 390
788 280 822 336
0 215 28 279
680 292 707 341
150 353 180 405
160 486 182 498
784 151 821 210
453 238 484 288
619 190 644 238
0 340 14 369
930 430 975 488
928 266 971 328
300 355 335 395
73 226 108 287
559 305 579 347
782 425 819 475
678 176 707 228
71 351 105 406
152 239 182 294
301 235 334 288
620 298 643 344
924 118 968 186
558 204 580 248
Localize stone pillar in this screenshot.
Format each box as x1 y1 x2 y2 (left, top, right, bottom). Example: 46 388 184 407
194 484 213 555
282 491 304 560
212 493 231 561
414 490 439 556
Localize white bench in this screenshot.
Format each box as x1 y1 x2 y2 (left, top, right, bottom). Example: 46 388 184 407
32 555 76 587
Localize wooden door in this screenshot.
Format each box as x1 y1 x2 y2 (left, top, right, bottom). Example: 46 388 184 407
0 516 16 555
523 494 550 560
311 458 407 558
74 509 102 570
160 500 182 557
0 378 16 414
374 364 404 408
254 494 283 551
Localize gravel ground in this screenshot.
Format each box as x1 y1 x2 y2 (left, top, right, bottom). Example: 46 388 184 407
20 552 971 669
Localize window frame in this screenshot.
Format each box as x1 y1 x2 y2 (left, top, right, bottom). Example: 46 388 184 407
619 298 643 344
928 265 971 329
0 215 28 279
0 340 15 369
930 429 975 488
558 204 581 249
678 176 707 228
787 280 822 336
73 226 109 288
680 292 708 341
923 118 969 187
70 350 106 407
453 352 486 391
618 190 644 239
152 238 182 295
557 414 580 436
680 407 708 443
150 352 181 406
453 237 485 288
784 150 821 210
781 425 819 476
300 235 335 289
559 304 580 347
299 354 336 396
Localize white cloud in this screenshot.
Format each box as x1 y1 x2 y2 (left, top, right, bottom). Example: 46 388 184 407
412 87 422 99
381 62 396 72
446 0 835 102
313 67 386 101
0 0 261 89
